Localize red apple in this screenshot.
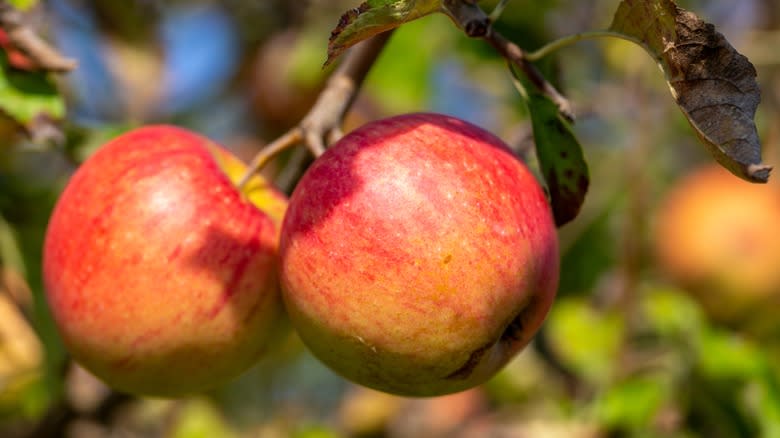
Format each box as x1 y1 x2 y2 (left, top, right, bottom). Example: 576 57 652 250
279 113 560 396
654 164 780 332
43 126 288 396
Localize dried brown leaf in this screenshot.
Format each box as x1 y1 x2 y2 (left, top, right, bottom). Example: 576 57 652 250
610 0 771 182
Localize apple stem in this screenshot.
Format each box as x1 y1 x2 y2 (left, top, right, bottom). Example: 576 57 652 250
0 1 77 72
524 31 634 62
238 31 394 189
237 127 303 189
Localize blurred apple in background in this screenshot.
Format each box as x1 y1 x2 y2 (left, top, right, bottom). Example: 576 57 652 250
653 164 780 335
250 30 325 131
43 125 288 396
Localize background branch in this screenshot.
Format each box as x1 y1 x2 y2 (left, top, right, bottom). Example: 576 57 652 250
239 30 394 187
0 1 76 72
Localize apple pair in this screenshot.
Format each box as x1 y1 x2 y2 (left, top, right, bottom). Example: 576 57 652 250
43 113 560 397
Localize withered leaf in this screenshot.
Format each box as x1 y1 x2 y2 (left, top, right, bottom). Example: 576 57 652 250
610 0 770 182
326 0 442 66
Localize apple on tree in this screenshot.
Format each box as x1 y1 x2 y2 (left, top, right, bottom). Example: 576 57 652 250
43 126 288 397
279 112 560 396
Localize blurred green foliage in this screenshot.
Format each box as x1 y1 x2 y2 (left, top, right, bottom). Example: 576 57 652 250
0 52 64 128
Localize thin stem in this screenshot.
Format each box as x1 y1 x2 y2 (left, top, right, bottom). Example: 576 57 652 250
0 1 77 72
442 0 574 120
489 0 511 23
485 29 574 120
526 30 639 62
237 128 303 190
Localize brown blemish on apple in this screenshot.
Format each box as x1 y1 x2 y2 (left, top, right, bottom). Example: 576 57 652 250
445 343 490 380
501 312 525 343
112 356 134 370
444 305 533 381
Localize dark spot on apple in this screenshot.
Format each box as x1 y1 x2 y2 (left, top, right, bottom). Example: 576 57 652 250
560 150 569 159
445 343 490 380
113 355 135 370
443 254 453 264
501 312 525 343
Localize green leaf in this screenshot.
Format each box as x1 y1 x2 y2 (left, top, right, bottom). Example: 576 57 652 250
557 199 616 295
697 329 766 380
7 0 37 11
640 287 705 338
594 376 670 430
609 0 770 183
63 123 137 163
0 214 25 277
363 15 450 113
0 51 65 129
523 87 589 227
293 425 342 438
746 374 780 438
169 399 237 438
326 0 443 65
545 298 625 384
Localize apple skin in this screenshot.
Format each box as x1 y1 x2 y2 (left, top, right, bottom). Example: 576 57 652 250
279 113 559 396
654 164 780 331
43 125 287 397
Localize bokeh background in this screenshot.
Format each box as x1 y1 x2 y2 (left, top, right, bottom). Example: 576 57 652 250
3 0 780 437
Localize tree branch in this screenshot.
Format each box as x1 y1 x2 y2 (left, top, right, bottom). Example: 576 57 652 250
0 1 77 72
442 0 574 120
301 29 393 155
485 30 574 120
238 30 394 188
